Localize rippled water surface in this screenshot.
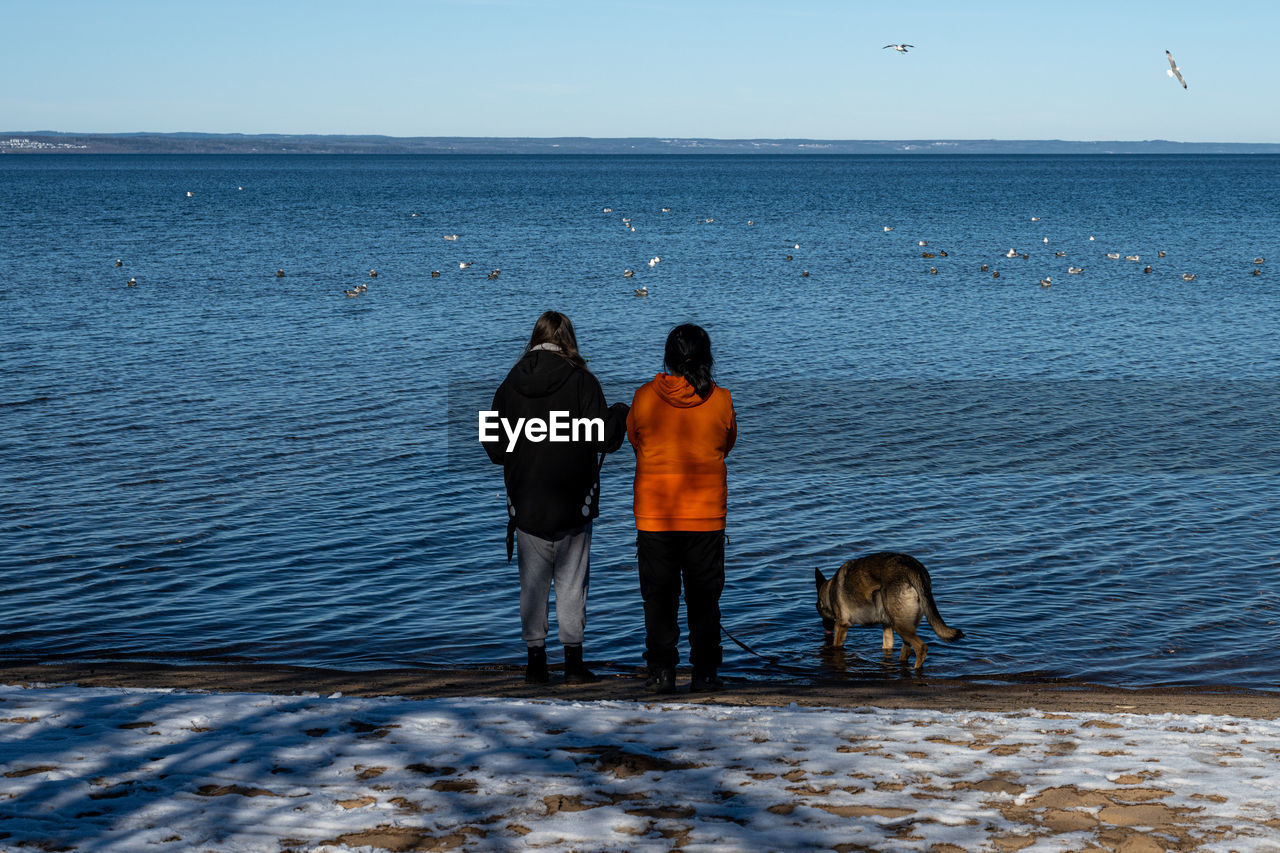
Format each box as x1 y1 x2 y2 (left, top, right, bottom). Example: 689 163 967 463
3 154 1279 689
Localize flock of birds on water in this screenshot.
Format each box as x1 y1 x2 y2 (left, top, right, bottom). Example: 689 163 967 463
897 224 1265 289
114 199 1266 297
114 49 1227 297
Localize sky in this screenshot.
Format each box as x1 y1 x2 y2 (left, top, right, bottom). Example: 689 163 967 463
3 0 1276 142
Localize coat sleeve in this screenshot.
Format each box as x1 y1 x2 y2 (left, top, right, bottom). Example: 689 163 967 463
602 401 629 453
723 394 737 457
626 388 641 453
582 373 628 454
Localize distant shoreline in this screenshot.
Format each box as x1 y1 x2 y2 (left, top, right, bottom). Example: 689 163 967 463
4 132 1280 155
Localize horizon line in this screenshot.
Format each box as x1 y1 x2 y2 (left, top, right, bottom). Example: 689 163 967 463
7 131 1280 145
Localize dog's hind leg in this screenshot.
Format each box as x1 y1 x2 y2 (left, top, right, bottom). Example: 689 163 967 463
881 626 895 652
895 622 928 670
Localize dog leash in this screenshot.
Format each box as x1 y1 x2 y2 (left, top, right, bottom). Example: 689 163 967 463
720 623 772 661
720 623 820 677
716 537 814 671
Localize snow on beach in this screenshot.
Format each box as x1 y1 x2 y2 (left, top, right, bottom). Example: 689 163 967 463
2 683 1279 852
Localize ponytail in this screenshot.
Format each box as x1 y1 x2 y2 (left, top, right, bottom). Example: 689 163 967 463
663 324 714 399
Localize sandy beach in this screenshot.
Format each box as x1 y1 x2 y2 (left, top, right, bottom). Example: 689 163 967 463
3 663 1280 852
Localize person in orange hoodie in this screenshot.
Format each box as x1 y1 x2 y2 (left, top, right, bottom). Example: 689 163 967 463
627 324 737 693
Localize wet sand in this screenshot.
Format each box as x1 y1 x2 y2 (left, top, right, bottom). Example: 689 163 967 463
4 661 1279 718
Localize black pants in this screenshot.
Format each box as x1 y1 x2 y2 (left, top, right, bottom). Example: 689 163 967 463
636 530 724 673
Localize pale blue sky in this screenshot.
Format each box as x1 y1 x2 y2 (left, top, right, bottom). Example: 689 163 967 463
3 0 1275 142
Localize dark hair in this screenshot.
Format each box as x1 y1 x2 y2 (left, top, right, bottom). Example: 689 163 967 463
525 311 586 368
664 323 714 399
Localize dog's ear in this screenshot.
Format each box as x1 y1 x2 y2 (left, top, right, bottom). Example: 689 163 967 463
814 567 826 588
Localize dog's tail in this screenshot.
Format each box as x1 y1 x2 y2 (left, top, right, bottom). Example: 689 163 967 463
906 558 964 642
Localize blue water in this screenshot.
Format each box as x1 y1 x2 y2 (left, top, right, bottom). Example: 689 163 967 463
3 154 1278 689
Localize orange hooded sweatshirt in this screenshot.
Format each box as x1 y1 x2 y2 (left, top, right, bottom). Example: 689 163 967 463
628 373 737 532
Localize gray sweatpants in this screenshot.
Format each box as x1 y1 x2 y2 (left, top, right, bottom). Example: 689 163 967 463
516 523 592 648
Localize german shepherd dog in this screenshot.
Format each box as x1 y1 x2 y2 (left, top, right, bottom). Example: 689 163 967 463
815 552 964 670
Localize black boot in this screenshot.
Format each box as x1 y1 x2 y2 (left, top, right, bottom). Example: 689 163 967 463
689 671 724 693
563 644 598 684
525 645 549 684
689 645 724 692
644 667 677 694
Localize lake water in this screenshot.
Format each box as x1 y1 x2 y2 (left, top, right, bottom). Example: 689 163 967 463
3 154 1278 690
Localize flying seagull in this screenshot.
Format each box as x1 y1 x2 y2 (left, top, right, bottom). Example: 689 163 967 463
1165 50 1187 89
883 44 914 53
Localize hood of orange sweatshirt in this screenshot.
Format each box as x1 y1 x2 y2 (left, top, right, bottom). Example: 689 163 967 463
652 373 713 408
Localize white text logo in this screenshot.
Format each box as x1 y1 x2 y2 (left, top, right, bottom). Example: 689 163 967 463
478 411 604 452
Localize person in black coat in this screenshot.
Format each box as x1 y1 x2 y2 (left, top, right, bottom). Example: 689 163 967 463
483 311 628 683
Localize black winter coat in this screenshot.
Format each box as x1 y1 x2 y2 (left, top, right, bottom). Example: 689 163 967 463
484 351 628 541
